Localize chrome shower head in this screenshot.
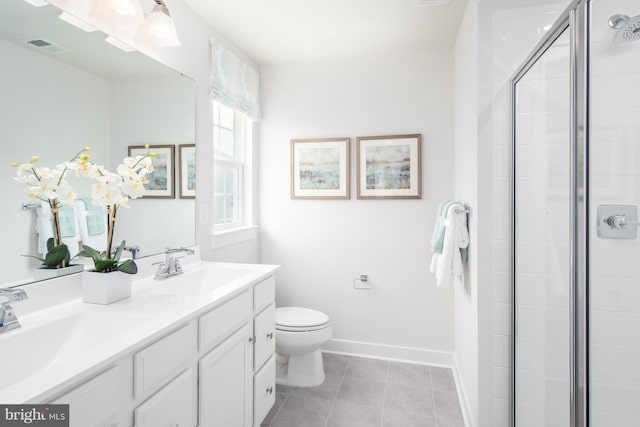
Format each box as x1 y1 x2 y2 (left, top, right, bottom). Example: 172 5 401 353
609 14 640 43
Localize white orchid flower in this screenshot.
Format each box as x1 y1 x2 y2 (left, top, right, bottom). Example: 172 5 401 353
121 177 146 199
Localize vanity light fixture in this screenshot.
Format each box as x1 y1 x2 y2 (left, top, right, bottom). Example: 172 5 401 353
22 0 49 6
97 0 144 25
105 35 136 52
143 0 181 46
59 11 98 32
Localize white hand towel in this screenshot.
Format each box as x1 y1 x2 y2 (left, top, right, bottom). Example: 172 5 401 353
77 199 108 252
434 203 469 288
36 202 54 257
35 201 80 258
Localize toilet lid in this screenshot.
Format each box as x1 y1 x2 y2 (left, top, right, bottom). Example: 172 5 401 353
275 307 330 329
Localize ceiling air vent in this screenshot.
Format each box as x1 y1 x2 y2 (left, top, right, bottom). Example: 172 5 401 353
22 38 69 54
414 0 450 7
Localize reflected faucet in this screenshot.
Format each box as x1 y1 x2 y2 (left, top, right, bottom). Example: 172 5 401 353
0 288 28 335
154 247 195 280
123 245 140 260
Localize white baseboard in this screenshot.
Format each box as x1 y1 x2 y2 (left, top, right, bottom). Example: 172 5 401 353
452 354 476 427
322 338 454 367
322 339 474 427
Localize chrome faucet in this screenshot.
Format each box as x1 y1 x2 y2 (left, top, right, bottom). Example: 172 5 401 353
0 288 28 335
154 247 195 280
123 245 140 260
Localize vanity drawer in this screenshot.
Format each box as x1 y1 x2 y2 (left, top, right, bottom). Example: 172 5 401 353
134 322 195 399
199 290 252 353
135 368 196 427
254 276 275 313
52 365 126 427
254 303 276 371
254 355 276 426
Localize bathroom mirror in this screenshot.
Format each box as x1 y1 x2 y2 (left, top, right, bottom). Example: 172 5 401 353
0 0 196 286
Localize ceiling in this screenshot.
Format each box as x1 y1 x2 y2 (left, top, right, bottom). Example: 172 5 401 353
183 0 469 65
0 0 179 79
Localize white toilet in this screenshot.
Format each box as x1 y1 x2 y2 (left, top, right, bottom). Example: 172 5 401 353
275 307 332 387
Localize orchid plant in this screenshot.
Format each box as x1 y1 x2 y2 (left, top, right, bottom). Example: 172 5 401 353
11 148 89 269
77 145 156 274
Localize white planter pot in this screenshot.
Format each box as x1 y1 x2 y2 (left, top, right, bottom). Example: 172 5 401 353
82 271 132 305
33 264 84 281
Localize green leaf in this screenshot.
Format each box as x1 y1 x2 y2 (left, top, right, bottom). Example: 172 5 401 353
46 237 55 252
117 259 138 274
44 244 70 268
95 259 117 272
77 245 101 263
114 240 126 262
21 254 45 263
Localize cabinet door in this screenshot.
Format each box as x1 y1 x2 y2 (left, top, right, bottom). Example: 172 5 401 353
199 322 253 427
254 304 275 371
134 368 196 427
52 365 127 427
254 355 276 426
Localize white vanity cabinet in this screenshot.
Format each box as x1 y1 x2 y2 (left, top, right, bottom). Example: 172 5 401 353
252 277 277 425
198 278 277 427
45 272 277 427
52 362 131 427
199 323 253 427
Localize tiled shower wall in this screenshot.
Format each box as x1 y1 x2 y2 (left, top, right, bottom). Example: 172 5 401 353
491 0 640 426
589 0 640 425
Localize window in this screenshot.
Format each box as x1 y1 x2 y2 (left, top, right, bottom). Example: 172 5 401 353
213 101 252 230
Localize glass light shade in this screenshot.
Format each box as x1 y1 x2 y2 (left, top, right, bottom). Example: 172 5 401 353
145 5 180 46
97 0 144 25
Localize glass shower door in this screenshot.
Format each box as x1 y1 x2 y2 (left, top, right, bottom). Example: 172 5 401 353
514 28 572 427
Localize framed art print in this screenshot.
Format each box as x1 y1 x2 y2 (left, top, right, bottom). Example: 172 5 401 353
128 144 175 199
178 144 196 199
290 138 350 199
356 134 422 199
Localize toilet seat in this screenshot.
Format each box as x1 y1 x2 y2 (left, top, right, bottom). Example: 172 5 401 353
276 307 330 332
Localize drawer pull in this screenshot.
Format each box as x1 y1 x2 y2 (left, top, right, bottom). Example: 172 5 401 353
249 336 256 343
266 332 274 340
266 386 274 395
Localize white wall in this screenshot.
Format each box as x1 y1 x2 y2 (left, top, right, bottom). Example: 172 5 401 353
259 49 455 351
453 2 480 425
0 39 111 283
110 76 196 255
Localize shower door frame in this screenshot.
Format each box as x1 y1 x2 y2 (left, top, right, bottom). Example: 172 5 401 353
510 1 590 426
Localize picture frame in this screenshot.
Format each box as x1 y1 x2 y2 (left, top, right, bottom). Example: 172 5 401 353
356 134 422 199
178 144 196 199
290 137 350 199
128 144 175 199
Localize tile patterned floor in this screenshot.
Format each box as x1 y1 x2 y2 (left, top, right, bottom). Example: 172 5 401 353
261 354 466 427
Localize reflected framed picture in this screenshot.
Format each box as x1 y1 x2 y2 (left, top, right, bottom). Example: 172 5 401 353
356 134 422 199
178 144 196 199
128 144 175 199
290 137 350 199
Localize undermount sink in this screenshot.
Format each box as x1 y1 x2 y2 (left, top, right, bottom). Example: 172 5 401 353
0 311 127 388
155 265 254 292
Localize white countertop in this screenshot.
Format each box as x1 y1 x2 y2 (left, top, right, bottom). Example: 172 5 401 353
0 257 279 403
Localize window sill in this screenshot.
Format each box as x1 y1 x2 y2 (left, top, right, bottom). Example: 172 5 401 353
211 225 258 250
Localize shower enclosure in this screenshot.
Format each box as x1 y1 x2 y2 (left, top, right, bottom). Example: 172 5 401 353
512 0 640 426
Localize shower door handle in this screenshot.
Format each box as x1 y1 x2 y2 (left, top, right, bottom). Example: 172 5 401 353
605 215 639 229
